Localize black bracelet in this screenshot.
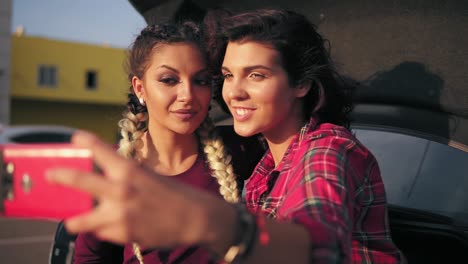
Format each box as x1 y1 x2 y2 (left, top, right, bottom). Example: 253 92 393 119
222 203 258 264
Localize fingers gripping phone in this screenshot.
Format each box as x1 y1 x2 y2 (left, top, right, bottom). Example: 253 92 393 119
0 143 95 220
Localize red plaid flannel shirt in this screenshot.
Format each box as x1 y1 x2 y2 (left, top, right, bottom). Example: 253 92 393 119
244 117 406 263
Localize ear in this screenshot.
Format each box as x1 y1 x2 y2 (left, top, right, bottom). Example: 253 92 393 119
294 80 312 98
132 76 144 98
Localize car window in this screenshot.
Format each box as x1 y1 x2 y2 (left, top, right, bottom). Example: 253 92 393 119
353 128 468 225
410 141 468 223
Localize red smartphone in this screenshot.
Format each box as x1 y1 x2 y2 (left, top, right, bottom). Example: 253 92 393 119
0 143 95 221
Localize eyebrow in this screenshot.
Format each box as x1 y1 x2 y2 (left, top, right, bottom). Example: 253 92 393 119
222 65 274 72
158 65 209 75
158 65 179 73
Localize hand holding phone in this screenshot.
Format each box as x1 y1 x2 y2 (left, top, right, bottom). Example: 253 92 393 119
0 143 95 221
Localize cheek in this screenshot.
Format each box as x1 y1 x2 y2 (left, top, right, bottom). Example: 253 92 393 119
197 89 212 108
149 89 170 106
221 85 229 103
251 86 275 105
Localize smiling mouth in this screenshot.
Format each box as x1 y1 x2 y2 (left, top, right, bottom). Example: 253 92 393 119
232 107 254 121
235 108 252 116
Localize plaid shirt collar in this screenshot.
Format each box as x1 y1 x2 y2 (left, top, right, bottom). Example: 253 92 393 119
261 116 318 172
245 116 320 209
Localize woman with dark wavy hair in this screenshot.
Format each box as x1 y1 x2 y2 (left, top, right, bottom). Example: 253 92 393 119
214 8 405 263
48 8 405 264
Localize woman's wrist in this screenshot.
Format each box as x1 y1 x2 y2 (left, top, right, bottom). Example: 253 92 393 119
185 194 270 263
221 203 259 263
201 202 270 264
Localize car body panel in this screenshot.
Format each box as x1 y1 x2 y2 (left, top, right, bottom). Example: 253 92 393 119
0 125 76 144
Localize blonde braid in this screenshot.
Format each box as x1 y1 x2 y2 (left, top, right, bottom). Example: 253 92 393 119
132 243 145 264
198 117 240 203
118 110 147 264
118 111 147 161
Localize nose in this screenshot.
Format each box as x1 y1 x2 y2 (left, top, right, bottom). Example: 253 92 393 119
177 81 193 102
223 78 248 101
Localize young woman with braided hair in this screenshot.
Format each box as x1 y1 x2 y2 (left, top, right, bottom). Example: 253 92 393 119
71 21 263 264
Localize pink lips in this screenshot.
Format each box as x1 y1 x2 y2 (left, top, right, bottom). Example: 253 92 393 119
172 109 196 121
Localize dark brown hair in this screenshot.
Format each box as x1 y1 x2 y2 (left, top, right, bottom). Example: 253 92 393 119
208 8 354 128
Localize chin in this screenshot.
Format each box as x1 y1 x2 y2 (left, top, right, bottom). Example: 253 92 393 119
175 128 198 135
173 124 200 135
186 116 206 128
233 123 258 137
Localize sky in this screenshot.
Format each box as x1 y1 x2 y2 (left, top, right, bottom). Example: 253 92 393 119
11 0 147 48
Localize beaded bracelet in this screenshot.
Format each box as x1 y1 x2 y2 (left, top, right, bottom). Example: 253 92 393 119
222 203 270 264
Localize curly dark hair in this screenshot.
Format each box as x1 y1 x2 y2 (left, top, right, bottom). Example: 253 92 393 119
206 8 354 128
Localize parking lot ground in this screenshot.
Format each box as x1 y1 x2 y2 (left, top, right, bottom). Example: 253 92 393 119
0 218 59 263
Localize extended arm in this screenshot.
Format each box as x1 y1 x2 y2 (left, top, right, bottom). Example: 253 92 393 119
46 131 311 264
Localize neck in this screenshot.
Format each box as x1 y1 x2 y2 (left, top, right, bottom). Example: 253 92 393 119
263 115 307 167
141 126 200 176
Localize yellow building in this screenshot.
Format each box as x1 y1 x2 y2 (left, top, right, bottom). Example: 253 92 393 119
10 34 130 143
